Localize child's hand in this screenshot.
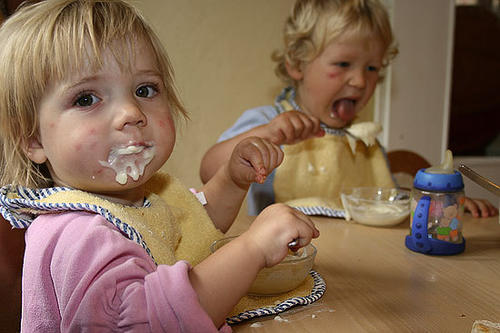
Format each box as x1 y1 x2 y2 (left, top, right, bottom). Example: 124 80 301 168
265 111 324 145
464 197 499 218
241 203 320 268
228 136 284 187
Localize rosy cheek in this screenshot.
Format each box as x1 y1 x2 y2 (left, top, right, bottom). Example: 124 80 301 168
77 134 98 152
162 118 175 132
328 72 339 79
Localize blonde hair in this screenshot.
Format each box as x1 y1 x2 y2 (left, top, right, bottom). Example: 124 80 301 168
273 0 398 86
0 0 187 188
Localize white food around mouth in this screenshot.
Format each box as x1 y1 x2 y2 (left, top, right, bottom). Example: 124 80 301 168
98 141 156 185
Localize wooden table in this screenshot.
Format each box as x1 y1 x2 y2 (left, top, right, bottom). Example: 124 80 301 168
227 214 500 332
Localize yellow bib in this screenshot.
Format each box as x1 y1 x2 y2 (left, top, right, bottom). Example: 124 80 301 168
38 172 223 266
274 134 395 211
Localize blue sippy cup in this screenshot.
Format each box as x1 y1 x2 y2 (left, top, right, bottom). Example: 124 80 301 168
405 150 465 255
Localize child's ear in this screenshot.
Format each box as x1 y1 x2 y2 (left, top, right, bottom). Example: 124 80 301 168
285 61 304 81
26 137 47 164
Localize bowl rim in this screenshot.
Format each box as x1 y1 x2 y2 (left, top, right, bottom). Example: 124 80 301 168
210 235 317 264
341 187 411 204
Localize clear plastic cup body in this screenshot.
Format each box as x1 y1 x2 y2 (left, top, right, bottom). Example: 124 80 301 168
410 188 465 244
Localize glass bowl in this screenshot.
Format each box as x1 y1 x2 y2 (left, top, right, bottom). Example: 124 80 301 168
341 187 410 227
210 236 316 296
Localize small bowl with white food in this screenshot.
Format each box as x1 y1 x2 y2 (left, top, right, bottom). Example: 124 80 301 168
210 236 316 296
341 187 411 227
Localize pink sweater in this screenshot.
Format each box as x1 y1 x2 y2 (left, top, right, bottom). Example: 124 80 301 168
21 211 231 332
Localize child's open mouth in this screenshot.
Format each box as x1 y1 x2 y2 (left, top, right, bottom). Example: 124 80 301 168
331 98 357 122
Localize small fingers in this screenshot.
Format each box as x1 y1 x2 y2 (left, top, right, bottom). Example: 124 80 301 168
244 138 283 183
311 116 325 138
464 197 480 218
262 139 284 172
464 197 499 218
247 140 270 183
477 199 499 217
282 206 320 250
288 114 310 141
488 203 499 217
280 117 297 144
292 208 320 239
269 112 295 144
272 111 323 145
287 112 324 143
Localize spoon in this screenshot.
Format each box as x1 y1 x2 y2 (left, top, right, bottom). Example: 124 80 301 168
288 239 299 255
458 164 500 197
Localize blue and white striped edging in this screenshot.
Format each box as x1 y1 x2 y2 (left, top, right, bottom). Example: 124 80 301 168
226 269 326 325
0 185 156 263
293 205 345 218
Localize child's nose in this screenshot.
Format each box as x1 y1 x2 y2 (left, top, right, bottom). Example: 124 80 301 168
114 100 147 129
348 69 367 89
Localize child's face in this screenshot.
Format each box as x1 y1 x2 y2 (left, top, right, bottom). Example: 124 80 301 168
28 39 175 204
292 33 385 129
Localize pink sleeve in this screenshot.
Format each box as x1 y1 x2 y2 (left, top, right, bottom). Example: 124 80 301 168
22 211 231 332
145 265 231 332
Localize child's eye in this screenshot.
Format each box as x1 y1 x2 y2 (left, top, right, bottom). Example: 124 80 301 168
136 84 158 98
336 62 350 68
367 65 379 72
74 93 100 107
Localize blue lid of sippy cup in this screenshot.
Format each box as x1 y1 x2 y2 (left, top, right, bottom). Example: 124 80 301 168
413 168 464 192
413 150 464 192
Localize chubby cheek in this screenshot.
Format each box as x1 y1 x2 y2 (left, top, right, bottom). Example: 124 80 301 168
71 142 116 183
327 71 340 79
65 129 105 167
156 114 176 139
159 113 175 131
154 115 176 159
74 128 99 151
158 119 168 129
73 139 97 153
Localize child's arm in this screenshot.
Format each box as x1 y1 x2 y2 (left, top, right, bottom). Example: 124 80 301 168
199 136 283 233
464 197 499 218
200 110 324 184
189 203 320 328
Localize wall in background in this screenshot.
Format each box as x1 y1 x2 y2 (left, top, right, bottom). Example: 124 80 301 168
136 0 294 187
136 0 375 187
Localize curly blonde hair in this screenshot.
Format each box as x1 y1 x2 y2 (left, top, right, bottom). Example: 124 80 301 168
0 0 186 188
273 0 398 86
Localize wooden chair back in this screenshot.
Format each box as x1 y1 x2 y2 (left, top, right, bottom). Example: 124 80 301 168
387 150 431 189
387 150 431 177
0 218 25 332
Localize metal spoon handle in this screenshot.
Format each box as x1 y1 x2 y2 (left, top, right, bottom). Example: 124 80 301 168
458 164 500 197
288 239 298 248
288 239 299 255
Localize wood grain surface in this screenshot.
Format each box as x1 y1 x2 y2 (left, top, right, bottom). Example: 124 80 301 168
227 214 500 332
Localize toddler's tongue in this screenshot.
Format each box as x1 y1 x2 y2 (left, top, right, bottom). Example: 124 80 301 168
333 99 356 122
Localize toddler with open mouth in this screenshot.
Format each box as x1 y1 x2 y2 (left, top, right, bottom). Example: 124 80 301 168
200 0 498 219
